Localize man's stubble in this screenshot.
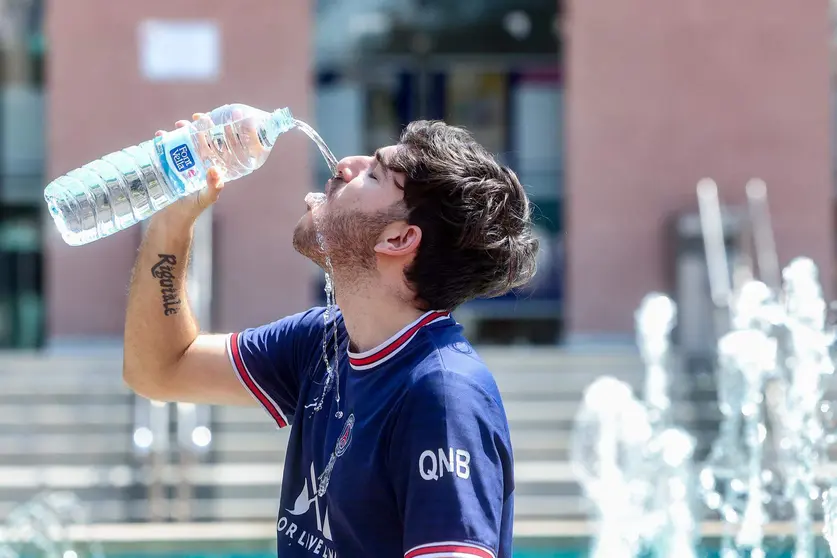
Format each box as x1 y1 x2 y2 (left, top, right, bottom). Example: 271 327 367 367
292 203 408 281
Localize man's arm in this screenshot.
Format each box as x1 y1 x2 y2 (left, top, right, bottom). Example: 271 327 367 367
124 116 322 425
122 161 249 406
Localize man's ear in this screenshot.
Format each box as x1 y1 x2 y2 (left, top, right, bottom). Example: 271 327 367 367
375 223 421 257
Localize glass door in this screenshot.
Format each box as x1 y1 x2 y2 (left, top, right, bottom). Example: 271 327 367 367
313 0 565 339
0 211 42 348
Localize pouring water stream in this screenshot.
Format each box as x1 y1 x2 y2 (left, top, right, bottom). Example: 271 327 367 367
293 119 343 426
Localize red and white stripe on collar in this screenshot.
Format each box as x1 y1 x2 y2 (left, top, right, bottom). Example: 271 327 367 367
227 332 289 429
348 310 451 371
405 541 496 558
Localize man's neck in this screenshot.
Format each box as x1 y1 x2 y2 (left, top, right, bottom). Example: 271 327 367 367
334 286 424 354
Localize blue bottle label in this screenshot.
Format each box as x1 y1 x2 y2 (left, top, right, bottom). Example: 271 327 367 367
154 132 205 195
170 144 196 172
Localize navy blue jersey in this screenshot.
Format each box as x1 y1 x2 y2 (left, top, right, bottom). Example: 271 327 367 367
226 307 515 558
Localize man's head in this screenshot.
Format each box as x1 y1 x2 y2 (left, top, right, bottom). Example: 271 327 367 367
293 120 539 311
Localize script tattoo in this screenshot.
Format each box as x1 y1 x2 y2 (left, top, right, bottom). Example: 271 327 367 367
150 254 181 316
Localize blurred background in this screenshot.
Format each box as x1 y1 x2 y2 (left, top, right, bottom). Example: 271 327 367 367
0 0 835 555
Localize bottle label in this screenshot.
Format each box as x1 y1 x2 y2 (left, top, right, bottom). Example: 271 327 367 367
170 144 196 173
153 133 205 195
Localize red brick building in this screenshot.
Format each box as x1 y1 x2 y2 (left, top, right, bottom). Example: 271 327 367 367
1 0 831 347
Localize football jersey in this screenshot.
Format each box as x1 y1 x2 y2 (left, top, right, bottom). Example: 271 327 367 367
226 307 515 558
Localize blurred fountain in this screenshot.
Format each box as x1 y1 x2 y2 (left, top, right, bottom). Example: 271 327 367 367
773 258 833 558
695 258 837 558
692 179 837 557
1 492 105 558
572 293 701 558
635 293 700 558
571 376 654 558
590 178 837 556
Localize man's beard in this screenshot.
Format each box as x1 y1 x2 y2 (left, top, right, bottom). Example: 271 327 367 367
292 203 407 277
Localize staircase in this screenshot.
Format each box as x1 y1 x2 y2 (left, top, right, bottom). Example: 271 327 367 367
0 354 137 521
0 347 718 525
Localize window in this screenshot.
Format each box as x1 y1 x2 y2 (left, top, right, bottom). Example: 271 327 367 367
0 0 44 348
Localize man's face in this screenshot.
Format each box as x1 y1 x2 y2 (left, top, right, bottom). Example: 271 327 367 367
292 145 408 273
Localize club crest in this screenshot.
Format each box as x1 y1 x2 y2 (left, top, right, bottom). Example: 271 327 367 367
335 414 354 457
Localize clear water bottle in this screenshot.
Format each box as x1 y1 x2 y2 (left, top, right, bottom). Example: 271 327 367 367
44 103 296 246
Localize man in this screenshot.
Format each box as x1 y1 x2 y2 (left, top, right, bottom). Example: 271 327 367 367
123 115 539 558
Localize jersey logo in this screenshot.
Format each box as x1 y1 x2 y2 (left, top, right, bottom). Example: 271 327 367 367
286 462 333 541
335 413 355 457
419 447 471 481
316 413 355 496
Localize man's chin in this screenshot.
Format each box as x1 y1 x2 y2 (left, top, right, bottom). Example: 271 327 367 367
292 221 327 268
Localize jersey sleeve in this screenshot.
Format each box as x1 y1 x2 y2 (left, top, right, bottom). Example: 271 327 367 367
226 307 325 428
387 371 514 558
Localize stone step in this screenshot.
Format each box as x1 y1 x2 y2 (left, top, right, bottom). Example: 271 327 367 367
0 349 643 374
0 453 134 467
0 493 591 522
0 412 727 461
0 394 132 406
212 401 721 431
0 461 578 490
0 349 734 525
0 366 654 400
0 395 722 432
204 428 580 454
0 379 126 396
0 432 132 456
213 398 708 424
206 426 717 466
0 422 131 435
0 403 133 426
17 460 837 493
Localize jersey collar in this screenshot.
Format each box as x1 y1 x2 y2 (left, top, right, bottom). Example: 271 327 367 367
347 310 452 371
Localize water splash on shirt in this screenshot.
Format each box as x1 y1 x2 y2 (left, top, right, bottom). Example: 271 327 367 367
303 216 342 420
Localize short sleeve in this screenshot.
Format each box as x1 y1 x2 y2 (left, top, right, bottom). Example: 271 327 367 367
226 307 325 428
388 372 514 558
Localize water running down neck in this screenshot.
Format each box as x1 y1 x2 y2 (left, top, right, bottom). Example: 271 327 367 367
304 231 342 421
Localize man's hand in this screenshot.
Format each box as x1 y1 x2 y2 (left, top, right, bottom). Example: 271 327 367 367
154 113 225 226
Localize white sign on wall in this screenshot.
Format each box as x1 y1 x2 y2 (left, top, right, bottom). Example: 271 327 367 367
138 20 220 82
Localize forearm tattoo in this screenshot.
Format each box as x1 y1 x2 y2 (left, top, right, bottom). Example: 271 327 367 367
151 254 181 316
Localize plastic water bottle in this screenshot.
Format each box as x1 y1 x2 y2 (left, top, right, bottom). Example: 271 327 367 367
44 103 296 246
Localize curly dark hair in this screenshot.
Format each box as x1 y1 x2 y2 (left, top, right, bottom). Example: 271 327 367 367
382 120 539 311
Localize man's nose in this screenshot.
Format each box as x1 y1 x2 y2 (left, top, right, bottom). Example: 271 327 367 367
334 156 373 183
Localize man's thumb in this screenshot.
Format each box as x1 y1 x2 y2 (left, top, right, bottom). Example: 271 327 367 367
199 166 225 208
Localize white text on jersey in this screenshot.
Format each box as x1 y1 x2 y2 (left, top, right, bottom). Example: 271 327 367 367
419 448 471 480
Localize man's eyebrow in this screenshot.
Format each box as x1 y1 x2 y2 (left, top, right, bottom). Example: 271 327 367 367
374 149 404 189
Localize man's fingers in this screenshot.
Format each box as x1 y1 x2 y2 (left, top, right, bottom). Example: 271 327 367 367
206 166 223 187
205 166 225 198
196 114 214 129
195 167 224 209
